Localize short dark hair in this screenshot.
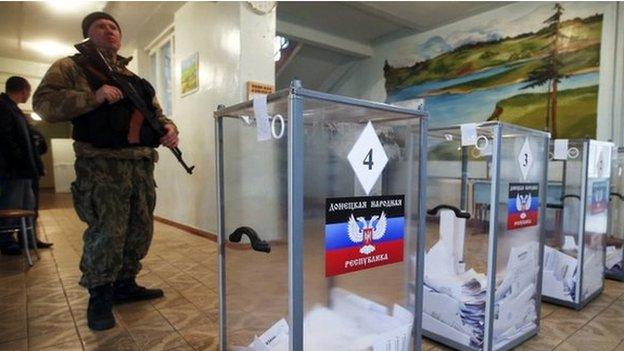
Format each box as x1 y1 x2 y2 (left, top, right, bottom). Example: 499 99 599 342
5 76 30 93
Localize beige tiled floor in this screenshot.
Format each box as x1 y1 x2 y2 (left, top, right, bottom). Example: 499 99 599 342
0 191 623 351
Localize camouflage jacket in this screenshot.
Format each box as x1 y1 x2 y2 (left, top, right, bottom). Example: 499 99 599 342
32 54 176 161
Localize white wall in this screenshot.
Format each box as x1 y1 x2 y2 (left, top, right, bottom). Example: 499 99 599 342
335 1 622 145
152 2 275 234
50 138 75 193
612 3 624 145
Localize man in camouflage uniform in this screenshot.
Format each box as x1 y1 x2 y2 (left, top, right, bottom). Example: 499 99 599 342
33 12 179 331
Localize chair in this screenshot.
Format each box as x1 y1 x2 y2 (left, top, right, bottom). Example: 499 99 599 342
0 209 39 266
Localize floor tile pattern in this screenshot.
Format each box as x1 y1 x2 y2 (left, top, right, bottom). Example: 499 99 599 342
0 192 622 350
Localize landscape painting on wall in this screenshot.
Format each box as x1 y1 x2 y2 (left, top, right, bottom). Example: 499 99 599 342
384 2 604 139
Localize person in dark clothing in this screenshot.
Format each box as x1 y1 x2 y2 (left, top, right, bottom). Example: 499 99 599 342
34 12 176 331
0 76 53 255
27 126 48 221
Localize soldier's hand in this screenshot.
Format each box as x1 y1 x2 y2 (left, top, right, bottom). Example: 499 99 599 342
160 124 179 148
95 84 124 104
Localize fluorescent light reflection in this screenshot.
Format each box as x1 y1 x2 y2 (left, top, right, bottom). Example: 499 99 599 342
45 1 105 14
22 40 75 58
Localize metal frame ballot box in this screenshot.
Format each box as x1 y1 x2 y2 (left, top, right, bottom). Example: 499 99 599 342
606 147 624 281
420 122 549 351
543 139 614 309
214 81 428 351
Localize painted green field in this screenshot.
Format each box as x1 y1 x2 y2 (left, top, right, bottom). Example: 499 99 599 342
385 15 602 94
493 85 598 139
428 85 598 159
428 44 600 95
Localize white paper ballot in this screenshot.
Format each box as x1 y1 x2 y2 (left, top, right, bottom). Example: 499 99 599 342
423 238 542 348
495 242 538 301
562 236 577 252
253 95 271 141
423 287 468 333
606 246 623 269
581 248 604 300
542 246 577 302
240 288 414 351
542 270 573 302
423 312 472 346
494 284 536 335
554 139 569 160
438 209 467 275
258 319 289 349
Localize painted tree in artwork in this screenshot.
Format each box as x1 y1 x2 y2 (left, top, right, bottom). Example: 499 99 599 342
521 3 567 138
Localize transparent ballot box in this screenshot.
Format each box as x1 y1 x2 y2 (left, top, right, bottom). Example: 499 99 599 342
543 139 613 308
214 81 428 351
606 147 624 281
421 122 549 351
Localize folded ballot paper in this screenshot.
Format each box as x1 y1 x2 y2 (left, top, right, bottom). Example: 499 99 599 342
423 240 539 349
236 288 414 351
542 246 577 302
581 248 604 300
606 245 623 270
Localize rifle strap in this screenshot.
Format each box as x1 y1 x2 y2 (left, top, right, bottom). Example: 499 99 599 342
83 64 108 83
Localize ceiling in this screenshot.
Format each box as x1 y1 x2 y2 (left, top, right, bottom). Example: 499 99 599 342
0 1 509 93
277 1 508 44
0 1 183 64
276 1 509 91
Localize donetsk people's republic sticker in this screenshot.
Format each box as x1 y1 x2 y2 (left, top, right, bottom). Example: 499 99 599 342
325 195 405 277
507 183 540 230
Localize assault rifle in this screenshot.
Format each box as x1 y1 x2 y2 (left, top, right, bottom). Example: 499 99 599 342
74 39 195 174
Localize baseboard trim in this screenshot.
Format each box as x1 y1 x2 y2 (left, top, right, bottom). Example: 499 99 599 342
154 216 217 242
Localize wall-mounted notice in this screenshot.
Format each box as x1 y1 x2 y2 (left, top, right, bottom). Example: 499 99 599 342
247 81 275 100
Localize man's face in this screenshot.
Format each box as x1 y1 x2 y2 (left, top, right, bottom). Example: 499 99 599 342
19 88 31 104
88 18 121 52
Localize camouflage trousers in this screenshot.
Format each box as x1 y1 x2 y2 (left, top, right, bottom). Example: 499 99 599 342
71 157 156 289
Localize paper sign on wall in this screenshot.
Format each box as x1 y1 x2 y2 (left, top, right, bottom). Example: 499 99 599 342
253 95 271 141
553 139 569 160
325 195 405 277
460 123 478 146
507 183 540 230
247 81 275 100
588 141 613 179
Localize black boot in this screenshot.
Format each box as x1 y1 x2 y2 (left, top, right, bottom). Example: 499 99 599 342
87 284 115 331
18 232 53 249
32 239 54 249
113 279 164 304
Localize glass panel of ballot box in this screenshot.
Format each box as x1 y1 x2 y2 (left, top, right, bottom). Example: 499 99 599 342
214 81 428 351
543 139 613 308
422 122 549 351
606 147 624 281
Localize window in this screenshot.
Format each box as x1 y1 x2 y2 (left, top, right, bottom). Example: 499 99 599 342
159 40 172 116
148 34 174 117
274 35 289 61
